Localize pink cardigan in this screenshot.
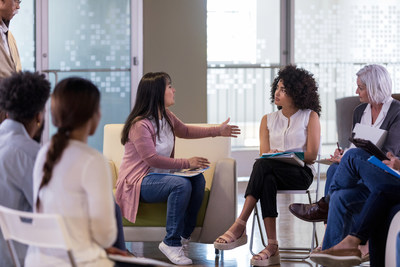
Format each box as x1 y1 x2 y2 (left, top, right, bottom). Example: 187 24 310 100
115 110 221 222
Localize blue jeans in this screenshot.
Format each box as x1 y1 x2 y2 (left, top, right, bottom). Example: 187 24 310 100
325 163 339 197
323 184 369 249
323 148 400 249
397 231 400 267
347 183 400 267
113 202 126 251
328 148 400 194
140 173 205 246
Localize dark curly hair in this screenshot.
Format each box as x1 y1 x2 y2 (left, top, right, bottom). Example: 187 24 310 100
0 71 50 123
270 65 321 116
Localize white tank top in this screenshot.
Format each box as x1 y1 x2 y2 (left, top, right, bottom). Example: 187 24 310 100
267 109 315 174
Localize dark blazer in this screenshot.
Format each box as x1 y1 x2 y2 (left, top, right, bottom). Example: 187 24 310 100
352 99 400 157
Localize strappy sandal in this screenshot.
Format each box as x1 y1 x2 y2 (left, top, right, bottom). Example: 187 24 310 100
250 239 280 266
361 252 370 262
213 218 247 250
311 246 322 253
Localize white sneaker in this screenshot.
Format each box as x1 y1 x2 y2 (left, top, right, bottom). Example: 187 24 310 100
159 241 193 265
181 237 191 257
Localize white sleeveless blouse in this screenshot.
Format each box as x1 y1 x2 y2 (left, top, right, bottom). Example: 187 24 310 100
267 109 315 174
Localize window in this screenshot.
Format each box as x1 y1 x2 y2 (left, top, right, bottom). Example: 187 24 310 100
295 0 400 146
208 0 400 150
207 0 280 148
9 0 35 71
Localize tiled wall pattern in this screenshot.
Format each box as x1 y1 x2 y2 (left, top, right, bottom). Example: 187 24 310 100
47 0 131 151
208 0 400 148
9 0 35 71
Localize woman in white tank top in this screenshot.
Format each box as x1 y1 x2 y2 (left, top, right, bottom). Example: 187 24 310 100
214 65 321 266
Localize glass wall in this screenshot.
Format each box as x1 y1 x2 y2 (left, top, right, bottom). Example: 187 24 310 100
47 0 131 151
9 0 35 71
208 0 400 149
295 0 400 145
207 0 280 147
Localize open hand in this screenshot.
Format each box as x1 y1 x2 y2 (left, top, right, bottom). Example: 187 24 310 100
188 157 210 169
220 118 241 138
329 148 343 163
383 152 400 171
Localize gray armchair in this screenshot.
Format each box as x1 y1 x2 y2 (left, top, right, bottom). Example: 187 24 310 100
335 94 400 148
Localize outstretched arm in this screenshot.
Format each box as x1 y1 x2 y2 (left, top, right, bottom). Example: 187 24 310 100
169 110 240 139
219 118 241 137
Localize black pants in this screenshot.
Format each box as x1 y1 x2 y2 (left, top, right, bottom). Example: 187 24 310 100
245 158 313 218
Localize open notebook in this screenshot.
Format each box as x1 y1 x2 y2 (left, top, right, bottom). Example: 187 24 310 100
108 254 172 266
148 167 210 178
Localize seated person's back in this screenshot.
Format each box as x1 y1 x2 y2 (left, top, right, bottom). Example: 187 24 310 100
0 72 50 266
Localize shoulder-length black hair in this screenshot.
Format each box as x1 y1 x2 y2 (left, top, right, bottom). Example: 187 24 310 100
121 72 173 145
270 65 321 116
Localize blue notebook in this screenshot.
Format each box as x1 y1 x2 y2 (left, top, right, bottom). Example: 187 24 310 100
261 152 305 160
148 166 210 177
368 156 400 179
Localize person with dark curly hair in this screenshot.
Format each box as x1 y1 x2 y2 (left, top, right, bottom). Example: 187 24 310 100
214 65 321 266
0 71 50 266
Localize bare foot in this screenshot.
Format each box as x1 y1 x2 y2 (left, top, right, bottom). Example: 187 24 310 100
215 219 246 243
252 243 278 260
359 241 369 257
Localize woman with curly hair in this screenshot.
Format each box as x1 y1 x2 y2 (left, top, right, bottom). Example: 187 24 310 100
214 65 321 266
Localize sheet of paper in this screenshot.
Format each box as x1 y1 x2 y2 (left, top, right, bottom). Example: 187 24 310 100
353 123 387 149
315 158 334 165
108 254 172 266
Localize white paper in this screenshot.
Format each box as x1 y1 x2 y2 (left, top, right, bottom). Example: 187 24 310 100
352 123 387 149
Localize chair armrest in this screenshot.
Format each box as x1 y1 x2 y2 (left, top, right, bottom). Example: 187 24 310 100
386 210 400 266
197 158 237 243
107 160 118 188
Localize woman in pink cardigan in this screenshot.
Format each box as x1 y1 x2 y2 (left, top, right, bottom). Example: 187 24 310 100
115 72 240 265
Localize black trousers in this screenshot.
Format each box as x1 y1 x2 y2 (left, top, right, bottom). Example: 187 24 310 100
245 158 313 218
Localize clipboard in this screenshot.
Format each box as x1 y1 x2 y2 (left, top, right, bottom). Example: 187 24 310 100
349 137 388 161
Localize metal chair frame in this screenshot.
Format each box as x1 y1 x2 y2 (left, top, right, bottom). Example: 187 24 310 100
249 159 321 260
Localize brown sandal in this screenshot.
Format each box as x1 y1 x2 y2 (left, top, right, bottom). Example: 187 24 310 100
213 218 247 250
251 239 280 266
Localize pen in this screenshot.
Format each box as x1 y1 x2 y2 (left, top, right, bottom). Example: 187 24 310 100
337 142 343 155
